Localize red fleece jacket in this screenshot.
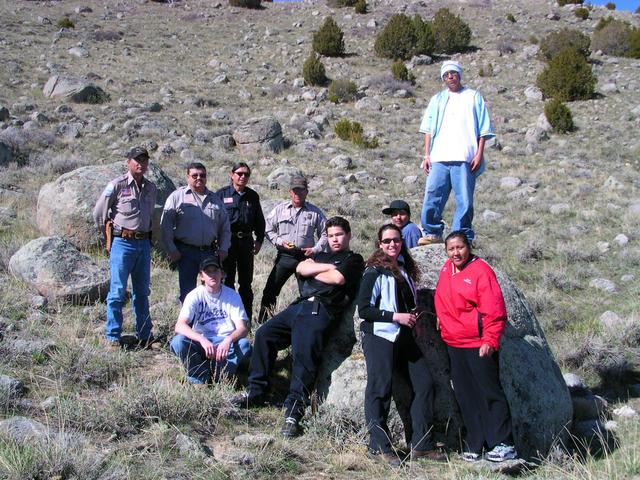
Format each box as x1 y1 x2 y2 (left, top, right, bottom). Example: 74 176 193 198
435 257 507 350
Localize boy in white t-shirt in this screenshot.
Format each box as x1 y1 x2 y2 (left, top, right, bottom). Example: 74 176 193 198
170 256 251 384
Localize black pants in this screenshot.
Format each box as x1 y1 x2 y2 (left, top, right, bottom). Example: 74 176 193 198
223 235 255 323
447 346 513 453
363 328 435 453
258 251 305 323
247 300 333 420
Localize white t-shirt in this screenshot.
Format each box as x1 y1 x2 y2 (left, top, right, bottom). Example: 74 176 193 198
179 285 248 337
430 88 479 164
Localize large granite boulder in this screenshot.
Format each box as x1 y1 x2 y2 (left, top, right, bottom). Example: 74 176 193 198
233 116 284 154
42 75 108 103
324 245 572 461
8 236 110 304
36 162 175 249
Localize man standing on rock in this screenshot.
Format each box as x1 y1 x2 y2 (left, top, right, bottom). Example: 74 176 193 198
258 175 327 323
161 162 231 303
93 147 157 348
418 60 495 245
216 162 265 328
233 216 364 438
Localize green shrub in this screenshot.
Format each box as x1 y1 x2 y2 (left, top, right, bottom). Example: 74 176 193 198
390 59 415 83
506 13 516 23
605 2 616 10
312 17 345 57
536 47 596 101
529 35 539 44
56 17 74 29
327 79 358 103
412 14 435 55
327 0 357 6
354 0 367 14
574 7 589 19
302 53 327 86
557 0 583 5
431 8 472 54
544 98 574 133
539 28 591 61
595 16 615 31
334 118 378 148
592 19 632 56
628 28 640 59
229 0 261 7
374 14 418 60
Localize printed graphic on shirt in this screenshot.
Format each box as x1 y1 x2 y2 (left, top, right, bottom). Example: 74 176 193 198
192 300 230 335
103 184 114 196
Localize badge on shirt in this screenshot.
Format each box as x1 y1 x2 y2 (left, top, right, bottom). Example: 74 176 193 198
103 184 114 196
121 187 132 196
306 213 312 219
223 197 234 204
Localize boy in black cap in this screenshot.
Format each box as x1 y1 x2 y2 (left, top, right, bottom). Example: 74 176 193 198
382 200 422 249
170 256 252 384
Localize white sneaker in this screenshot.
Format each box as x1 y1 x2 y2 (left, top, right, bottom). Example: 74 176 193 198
485 443 517 462
461 451 481 462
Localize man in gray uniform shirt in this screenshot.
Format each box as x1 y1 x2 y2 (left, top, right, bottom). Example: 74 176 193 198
161 162 231 303
258 176 327 323
93 147 157 348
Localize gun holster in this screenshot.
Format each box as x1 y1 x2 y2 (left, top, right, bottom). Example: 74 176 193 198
105 219 114 254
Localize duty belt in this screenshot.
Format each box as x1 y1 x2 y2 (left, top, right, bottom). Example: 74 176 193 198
114 228 151 240
176 240 214 251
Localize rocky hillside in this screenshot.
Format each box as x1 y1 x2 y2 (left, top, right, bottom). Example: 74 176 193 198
0 0 639 478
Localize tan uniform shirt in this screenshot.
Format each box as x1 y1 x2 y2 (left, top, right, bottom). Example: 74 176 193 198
160 186 231 254
93 172 157 232
265 200 327 253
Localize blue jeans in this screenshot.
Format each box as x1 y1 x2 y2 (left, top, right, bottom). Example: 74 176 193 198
421 161 477 241
170 334 252 384
176 242 217 303
106 237 152 341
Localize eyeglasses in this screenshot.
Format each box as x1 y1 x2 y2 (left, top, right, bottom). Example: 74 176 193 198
380 238 402 244
443 71 459 78
190 173 206 179
234 171 250 177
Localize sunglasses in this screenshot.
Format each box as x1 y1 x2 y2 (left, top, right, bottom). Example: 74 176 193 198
234 171 250 177
190 173 206 179
380 238 402 244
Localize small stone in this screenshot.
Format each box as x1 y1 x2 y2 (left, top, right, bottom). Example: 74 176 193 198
549 203 570 215
402 175 418 185
621 274 635 283
329 154 353 170
213 74 228 84
67 47 89 58
612 406 638 419
613 234 629 247
233 433 274 449
500 176 522 190
599 311 621 329
483 209 503 222
563 373 586 391
600 82 618 94
596 241 610 253
293 78 305 88
524 86 543 101
589 278 616 293
0 375 26 399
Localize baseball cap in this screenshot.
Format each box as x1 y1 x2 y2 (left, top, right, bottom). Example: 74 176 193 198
290 176 308 190
127 146 149 161
199 256 222 271
382 200 411 216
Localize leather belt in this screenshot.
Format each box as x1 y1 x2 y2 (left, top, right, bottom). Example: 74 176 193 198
176 240 213 251
114 228 151 240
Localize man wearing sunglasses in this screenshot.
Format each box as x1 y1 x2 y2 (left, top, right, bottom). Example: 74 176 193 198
216 162 266 327
161 162 231 302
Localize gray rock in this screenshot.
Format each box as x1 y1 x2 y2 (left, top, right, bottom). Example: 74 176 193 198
482 209 503 222
326 245 572 461
614 234 629 247
4 339 56 357
233 433 274 448
43 75 107 103
549 203 570 215
520 44 540 59
536 113 553 133
213 74 229 84
175 433 212 459
589 278 616 293
354 97 382 111
600 82 618 94
0 142 13 166
0 375 26 399
211 134 236 151
402 175 418 185
8 236 110 304
563 373 587 391
597 241 610 254
0 416 83 449
500 176 522 190
621 274 635 282
68 46 89 58
408 54 432 68
599 310 621 329
57 122 83 139
366 19 377 28
524 86 543 101
629 203 640 215
329 154 353 170
612 405 638 419
36 162 175 249
604 176 623 190
525 126 548 145
266 166 303 190
233 116 283 154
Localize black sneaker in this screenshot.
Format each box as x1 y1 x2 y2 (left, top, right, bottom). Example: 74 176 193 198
230 391 264 409
280 416 303 438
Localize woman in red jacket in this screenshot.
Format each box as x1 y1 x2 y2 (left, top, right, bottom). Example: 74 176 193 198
435 231 517 462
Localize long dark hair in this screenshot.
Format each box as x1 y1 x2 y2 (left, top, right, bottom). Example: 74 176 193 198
365 224 420 283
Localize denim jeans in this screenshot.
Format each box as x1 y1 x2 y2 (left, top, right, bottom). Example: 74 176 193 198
106 237 152 341
420 161 477 241
170 334 252 384
176 242 217 303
